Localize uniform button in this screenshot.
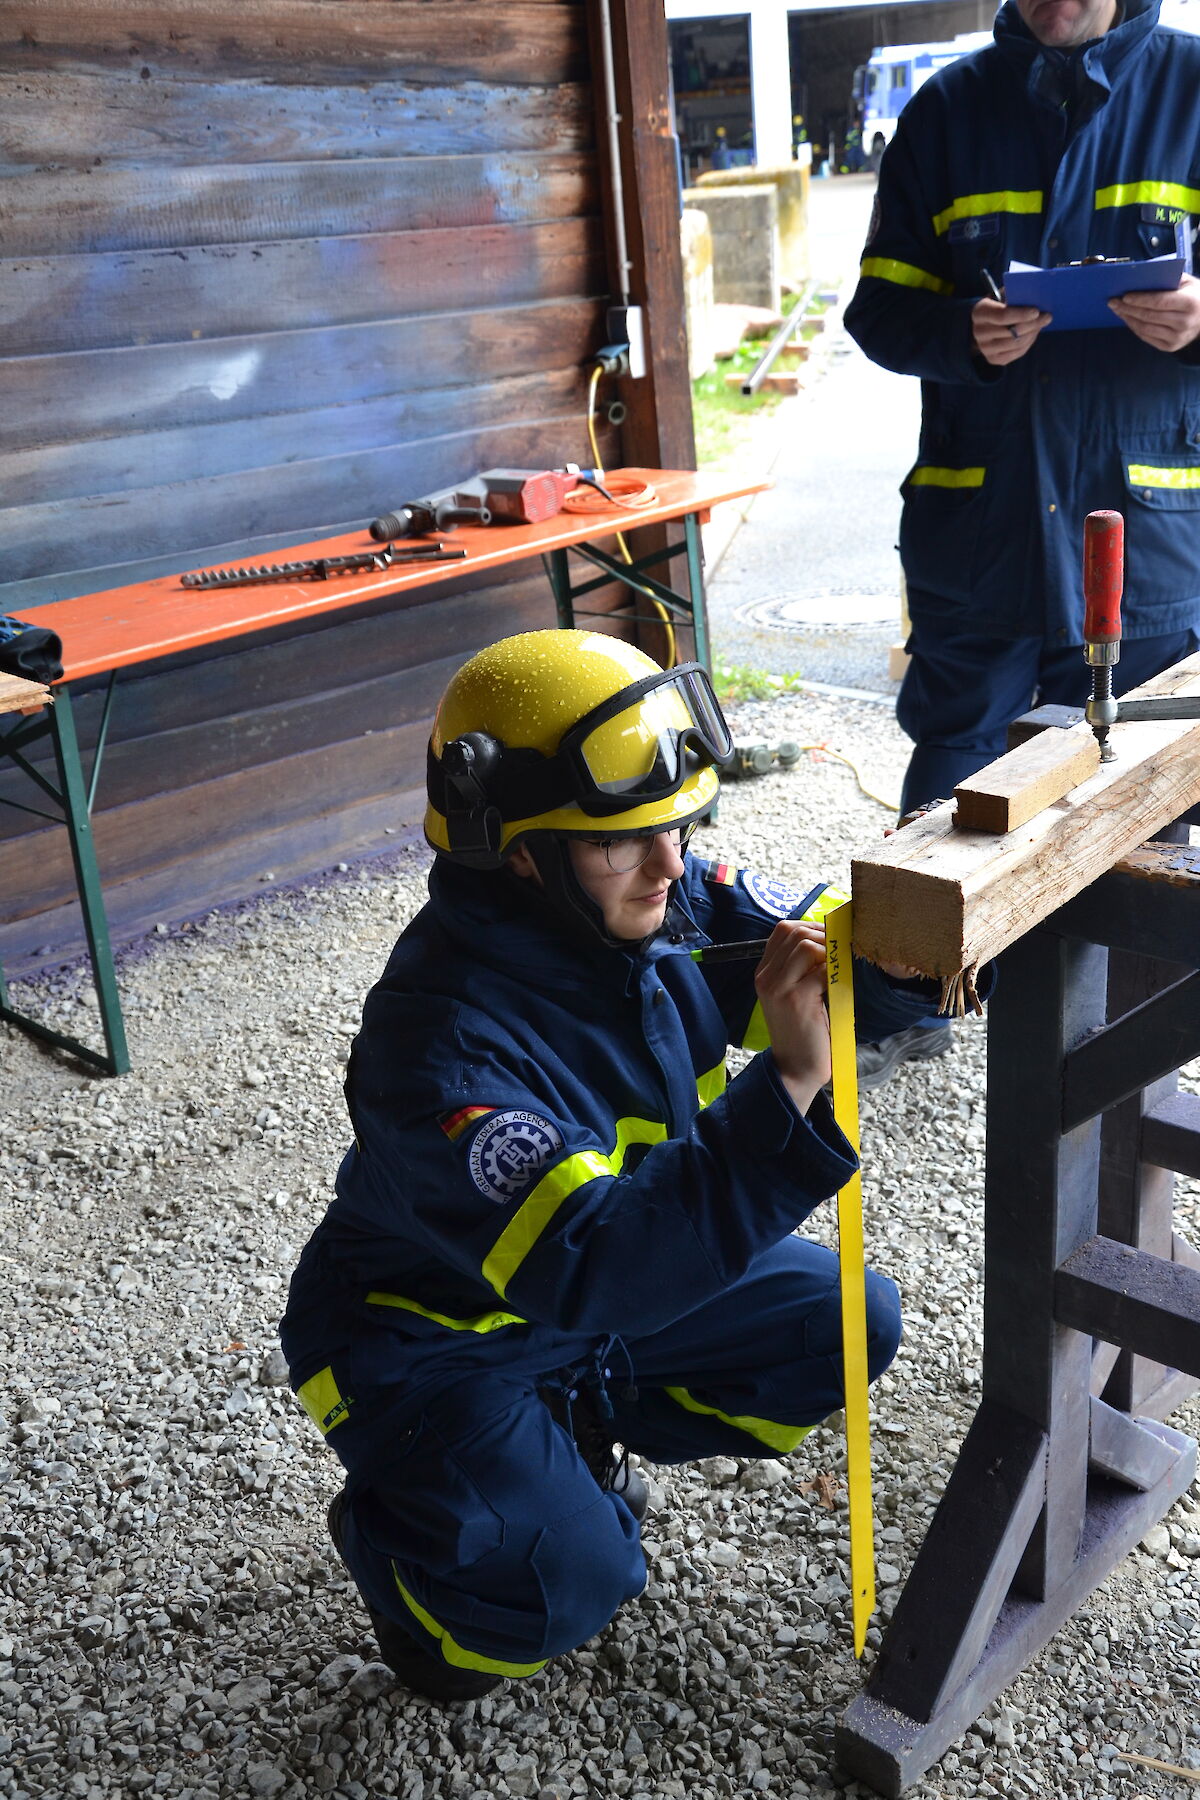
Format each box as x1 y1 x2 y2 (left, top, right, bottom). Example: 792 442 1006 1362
1143 488 1152 499
1048 502 1056 513
1049 236 1059 249
653 989 666 1007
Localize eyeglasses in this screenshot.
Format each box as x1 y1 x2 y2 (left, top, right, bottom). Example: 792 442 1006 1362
578 822 697 874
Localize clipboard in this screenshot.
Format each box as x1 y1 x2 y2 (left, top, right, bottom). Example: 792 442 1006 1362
1004 218 1191 330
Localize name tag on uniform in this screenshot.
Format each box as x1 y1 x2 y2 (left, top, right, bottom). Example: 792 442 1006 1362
948 215 999 243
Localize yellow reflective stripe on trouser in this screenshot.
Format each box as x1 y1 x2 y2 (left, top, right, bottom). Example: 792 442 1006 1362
740 883 850 1051
664 1385 812 1454
859 256 952 295
364 1292 527 1333
1127 462 1200 490
392 1569 547 1677
908 465 985 490
296 1366 351 1435
931 189 1042 235
1095 180 1200 215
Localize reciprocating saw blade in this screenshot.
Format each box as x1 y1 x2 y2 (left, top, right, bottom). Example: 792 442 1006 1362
180 543 466 588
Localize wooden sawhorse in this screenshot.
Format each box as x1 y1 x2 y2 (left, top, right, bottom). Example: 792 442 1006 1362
837 838 1200 1796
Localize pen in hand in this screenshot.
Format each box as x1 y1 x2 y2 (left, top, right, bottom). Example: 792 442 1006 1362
690 939 771 964
982 268 1005 304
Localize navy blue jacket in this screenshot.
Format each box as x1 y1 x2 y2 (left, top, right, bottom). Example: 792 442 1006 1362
844 0 1200 643
281 854 941 1401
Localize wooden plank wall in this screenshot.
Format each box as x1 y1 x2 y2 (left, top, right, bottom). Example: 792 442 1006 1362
0 0 696 969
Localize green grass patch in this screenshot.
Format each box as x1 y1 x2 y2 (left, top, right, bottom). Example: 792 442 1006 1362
711 660 807 702
692 288 809 468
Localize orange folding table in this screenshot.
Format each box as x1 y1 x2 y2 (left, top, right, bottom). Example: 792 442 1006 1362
0 467 768 1073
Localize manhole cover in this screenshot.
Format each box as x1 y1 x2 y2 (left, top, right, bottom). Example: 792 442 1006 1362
737 589 899 631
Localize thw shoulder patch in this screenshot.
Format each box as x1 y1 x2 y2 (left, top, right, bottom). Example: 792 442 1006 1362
467 1110 565 1205
741 872 812 919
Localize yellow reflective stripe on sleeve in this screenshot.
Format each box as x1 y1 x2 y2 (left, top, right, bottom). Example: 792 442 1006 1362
296 1366 351 1436
482 1149 611 1298
739 884 850 1052
392 1568 547 1677
365 1292 527 1333
481 1109 685 1299
859 256 953 295
931 189 1042 235
1096 180 1200 214
1127 462 1200 490
664 1384 812 1453
908 465 986 489
802 883 850 923
696 1060 727 1108
742 998 770 1053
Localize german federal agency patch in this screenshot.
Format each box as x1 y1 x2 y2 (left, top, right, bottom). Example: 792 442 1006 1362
741 872 808 918
468 1110 565 1204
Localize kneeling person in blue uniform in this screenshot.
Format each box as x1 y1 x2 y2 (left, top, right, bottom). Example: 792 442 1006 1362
281 630 951 1702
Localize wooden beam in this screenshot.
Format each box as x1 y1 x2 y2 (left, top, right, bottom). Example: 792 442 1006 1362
851 653 1200 983
1055 1235 1200 1377
953 727 1101 833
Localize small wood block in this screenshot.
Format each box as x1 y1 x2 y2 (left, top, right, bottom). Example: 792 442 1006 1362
0 671 51 717
725 371 802 393
953 728 1101 833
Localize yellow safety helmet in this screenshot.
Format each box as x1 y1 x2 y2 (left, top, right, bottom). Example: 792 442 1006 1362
425 630 730 868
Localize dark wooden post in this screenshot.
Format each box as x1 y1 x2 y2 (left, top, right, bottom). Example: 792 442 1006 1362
587 0 705 667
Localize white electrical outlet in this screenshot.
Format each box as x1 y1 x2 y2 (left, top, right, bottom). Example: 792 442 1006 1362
606 304 647 380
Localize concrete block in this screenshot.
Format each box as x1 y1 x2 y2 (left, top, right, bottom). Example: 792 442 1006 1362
693 161 810 287
683 183 780 311
680 207 716 379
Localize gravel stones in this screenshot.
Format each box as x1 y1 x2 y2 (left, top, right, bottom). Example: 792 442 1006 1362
1 689 1198 1800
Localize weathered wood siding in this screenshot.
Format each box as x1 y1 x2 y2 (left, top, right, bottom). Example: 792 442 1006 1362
0 0 682 968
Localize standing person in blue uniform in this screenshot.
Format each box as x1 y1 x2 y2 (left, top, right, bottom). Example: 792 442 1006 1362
845 0 1200 828
280 630 953 1704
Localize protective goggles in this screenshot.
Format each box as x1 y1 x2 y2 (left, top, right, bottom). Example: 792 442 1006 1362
556 663 732 815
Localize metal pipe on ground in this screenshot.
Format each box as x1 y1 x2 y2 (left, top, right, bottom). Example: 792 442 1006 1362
740 304 806 397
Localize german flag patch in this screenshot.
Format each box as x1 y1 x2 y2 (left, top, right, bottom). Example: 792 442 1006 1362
439 1105 495 1142
697 856 738 886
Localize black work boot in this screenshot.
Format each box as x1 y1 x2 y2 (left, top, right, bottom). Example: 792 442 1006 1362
541 1384 650 1522
327 1492 500 1702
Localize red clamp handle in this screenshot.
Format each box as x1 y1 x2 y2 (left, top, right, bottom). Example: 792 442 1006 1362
1082 510 1124 644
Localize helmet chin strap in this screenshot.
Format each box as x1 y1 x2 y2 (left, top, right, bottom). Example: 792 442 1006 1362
516 834 672 955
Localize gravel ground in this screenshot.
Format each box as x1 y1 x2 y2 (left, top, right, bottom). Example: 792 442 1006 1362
2 689 1198 1800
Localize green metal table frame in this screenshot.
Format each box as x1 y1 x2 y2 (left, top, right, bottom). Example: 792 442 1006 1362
0 680 129 1075
541 510 710 668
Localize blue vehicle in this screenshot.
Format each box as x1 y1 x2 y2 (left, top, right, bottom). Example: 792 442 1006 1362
852 32 993 161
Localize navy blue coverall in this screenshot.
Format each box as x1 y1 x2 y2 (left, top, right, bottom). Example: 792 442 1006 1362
845 0 1200 814
280 853 943 1680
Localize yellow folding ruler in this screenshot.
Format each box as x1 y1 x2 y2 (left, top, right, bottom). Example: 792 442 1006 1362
824 899 875 1657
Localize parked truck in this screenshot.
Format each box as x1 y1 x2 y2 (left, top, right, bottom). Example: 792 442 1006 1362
854 1 1200 164
851 32 992 162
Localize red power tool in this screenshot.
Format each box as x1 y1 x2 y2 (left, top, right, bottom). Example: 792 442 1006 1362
1082 509 1124 761
1082 507 1200 756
